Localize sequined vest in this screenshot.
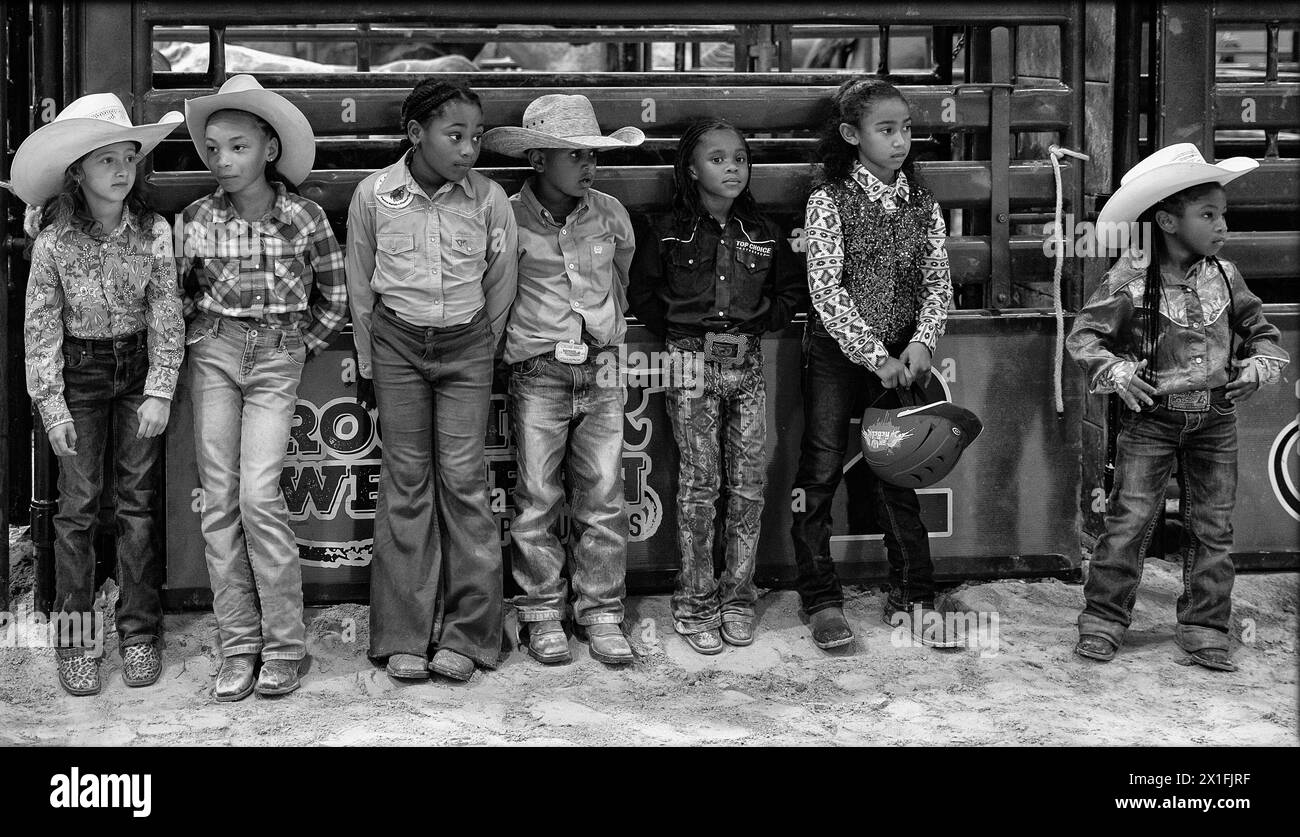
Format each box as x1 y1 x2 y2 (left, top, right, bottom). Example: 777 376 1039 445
822 177 935 345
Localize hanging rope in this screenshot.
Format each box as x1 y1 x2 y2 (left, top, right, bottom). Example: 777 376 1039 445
1048 144 1089 415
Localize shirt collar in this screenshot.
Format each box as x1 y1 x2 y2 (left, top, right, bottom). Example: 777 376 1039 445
378 150 476 201
520 177 590 227
850 161 910 204
211 181 294 224
88 206 141 240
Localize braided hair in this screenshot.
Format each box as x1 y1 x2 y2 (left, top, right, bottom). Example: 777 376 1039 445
1135 180 1224 385
400 80 482 149
672 119 758 227
816 77 916 184
205 108 298 194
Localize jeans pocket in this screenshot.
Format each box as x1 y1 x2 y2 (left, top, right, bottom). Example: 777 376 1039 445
283 343 307 367
1209 402 1237 417
512 356 544 380
61 344 85 370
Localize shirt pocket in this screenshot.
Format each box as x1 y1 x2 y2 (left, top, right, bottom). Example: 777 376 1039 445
441 214 488 289
589 238 617 280
732 247 774 308
376 232 417 283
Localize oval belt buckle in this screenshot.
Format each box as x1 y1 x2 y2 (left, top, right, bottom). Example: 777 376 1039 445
554 340 589 364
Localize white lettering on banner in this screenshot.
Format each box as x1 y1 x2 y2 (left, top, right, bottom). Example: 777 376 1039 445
49 768 151 818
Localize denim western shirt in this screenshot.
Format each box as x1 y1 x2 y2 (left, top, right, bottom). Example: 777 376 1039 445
503 178 635 366
1068 253 1289 395
179 182 348 355
628 207 806 340
346 153 519 378
25 210 184 430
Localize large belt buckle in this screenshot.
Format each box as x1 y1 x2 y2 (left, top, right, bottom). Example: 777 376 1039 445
703 332 748 366
1164 389 1210 412
554 340 589 365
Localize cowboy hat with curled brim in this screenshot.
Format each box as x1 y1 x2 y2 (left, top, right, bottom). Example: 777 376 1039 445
10 93 183 206
482 94 645 158
1096 142 1258 228
185 74 316 185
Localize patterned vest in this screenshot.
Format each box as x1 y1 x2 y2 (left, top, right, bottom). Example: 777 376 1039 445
823 177 935 345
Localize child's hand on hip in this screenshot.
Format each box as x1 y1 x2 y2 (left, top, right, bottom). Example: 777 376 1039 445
1117 359 1157 411
1226 359 1260 403
48 423 77 457
136 396 171 439
901 343 932 386
874 357 912 389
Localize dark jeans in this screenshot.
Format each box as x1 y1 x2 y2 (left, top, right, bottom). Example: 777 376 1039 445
53 333 163 648
664 345 766 634
1079 398 1239 653
790 326 935 614
368 302 503 667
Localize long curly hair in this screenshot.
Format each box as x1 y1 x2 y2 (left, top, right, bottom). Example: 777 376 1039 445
816 77 916 184
34 149 154 251
672 119 759 226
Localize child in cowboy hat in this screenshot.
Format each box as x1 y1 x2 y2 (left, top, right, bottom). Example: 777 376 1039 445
483 94 642 666
9 92 185 695
178 74 348 700
1068 142 1290 672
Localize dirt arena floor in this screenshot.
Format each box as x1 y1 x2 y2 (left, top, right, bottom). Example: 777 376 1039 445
2 526 1296 746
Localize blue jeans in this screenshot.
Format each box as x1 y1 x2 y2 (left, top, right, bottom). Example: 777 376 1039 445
664 345 766 634
53 332 164 649
188 315 306 662
508 351 628 626
790 326 935 614
367 303 503 668
1079 398 1239 653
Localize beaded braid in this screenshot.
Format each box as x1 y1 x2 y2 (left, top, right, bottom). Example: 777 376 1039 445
816 76 916 185
672 119 759 228
399 80 482 149
1136 180 1224 385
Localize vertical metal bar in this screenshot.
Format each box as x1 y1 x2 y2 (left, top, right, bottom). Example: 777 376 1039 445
989 26 1011 310
733 25 750 73
877 24 890 75
691 41 700 69
0 0 10 614
935 25 954 85
674 42 685 72
357 22 371 72
209 25 226 87
1265 22 1280 158
1113 0 1144 179
1156 0 1214 153
31 0 63 617
774 23 792 73
1064 0 1085 309
640 41 652 72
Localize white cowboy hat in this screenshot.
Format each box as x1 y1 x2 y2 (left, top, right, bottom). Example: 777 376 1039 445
9 93 182 205
185 74 316 185
1097 142 1258 227
482 94 644 158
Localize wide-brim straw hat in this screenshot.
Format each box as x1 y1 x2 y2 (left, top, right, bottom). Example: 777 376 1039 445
10 93 183 205
185 74 316 185
1097 142 1257 227
483 94 644 158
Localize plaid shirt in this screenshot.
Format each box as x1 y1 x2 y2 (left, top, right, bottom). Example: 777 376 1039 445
178 183 348 354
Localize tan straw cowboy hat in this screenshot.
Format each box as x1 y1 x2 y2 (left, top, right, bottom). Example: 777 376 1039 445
9 93 182 205
1097 142 1257 227
185 74 316 185
483 94 644 158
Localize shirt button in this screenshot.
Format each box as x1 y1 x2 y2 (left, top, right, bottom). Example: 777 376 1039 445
568 263 576 270
1191 322 1201 328
562 229 568 235
688 259 694 265
573 300 584 309
718 275 725 280
749 262 757 268
1194 357 1203 364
